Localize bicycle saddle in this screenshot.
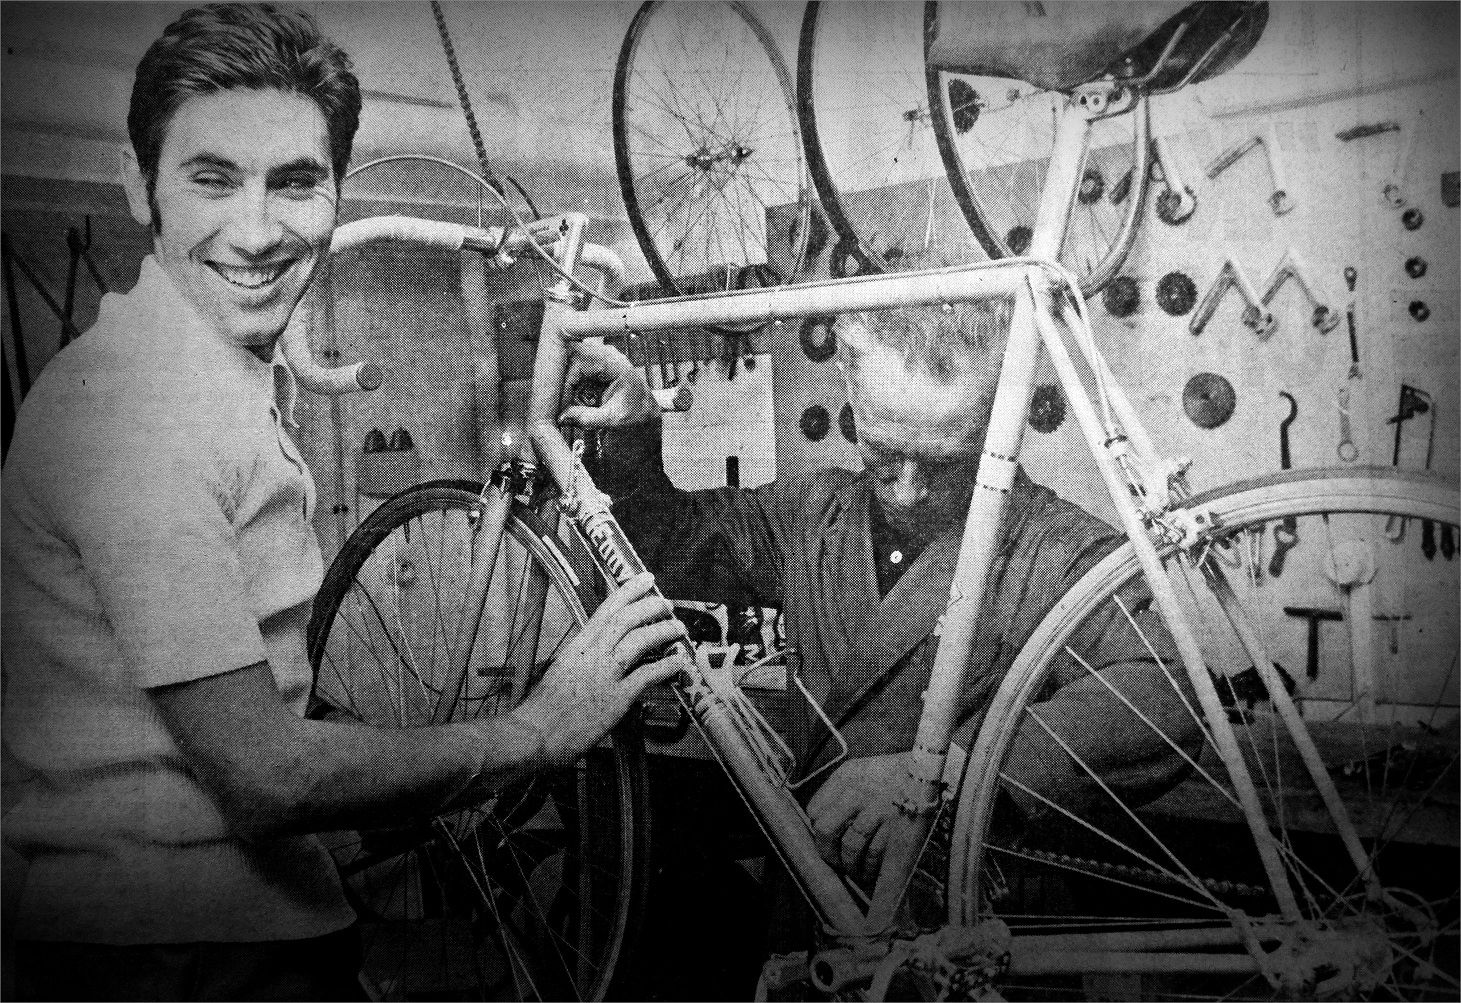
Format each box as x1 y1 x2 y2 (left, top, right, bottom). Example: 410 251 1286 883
926 1 1267 93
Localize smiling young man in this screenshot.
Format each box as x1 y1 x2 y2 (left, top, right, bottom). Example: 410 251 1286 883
563 285 1199 912
1 5 686 999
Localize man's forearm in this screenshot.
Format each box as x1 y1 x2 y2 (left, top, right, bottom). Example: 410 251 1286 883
155 662 553 842
277 709 551 837
1000 661 1200 818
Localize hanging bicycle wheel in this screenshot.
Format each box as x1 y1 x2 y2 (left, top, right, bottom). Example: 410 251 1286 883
613 0 812 298
924 1 1151 296
797 0 968 278
946 468 1459 1000
308 482 648 1002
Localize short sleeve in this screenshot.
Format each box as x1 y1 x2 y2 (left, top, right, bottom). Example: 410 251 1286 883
32 372 267 688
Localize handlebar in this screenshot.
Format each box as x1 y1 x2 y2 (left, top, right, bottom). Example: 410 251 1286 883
280 214 627 396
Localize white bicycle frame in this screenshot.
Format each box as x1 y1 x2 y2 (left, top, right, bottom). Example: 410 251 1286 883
304 87 1385 993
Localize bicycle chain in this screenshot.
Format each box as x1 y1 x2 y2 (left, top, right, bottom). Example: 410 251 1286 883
1006 844 1268 900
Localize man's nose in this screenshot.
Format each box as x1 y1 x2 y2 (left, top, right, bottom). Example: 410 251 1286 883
890 460 928 508
228 188 284 253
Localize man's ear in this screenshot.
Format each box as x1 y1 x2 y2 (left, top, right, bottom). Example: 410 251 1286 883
120 148 153 228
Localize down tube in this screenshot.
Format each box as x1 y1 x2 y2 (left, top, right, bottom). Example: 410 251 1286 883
529 419 869 935
572 496 868 934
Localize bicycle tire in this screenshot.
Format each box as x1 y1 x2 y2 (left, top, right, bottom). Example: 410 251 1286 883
308 481 649 1002
613 0 812 307
923 0 1151 296
796 0 965 277
946 467 1459 999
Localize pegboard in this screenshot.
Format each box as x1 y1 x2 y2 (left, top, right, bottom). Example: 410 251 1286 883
762 3 1458 707
770 3 1458 503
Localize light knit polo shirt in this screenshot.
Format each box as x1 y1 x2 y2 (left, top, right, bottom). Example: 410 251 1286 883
1 256 354 943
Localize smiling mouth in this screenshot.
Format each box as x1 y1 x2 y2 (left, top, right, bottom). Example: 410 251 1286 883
208 260 293 290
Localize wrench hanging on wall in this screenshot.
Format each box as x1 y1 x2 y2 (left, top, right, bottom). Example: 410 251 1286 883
1259 248 1339 334
1205 123 1293 215
1189 258 1275 338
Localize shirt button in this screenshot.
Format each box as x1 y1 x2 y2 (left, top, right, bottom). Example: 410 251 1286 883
889 550 903 565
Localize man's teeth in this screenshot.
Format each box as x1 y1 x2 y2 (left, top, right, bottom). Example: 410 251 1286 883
213 262 289 289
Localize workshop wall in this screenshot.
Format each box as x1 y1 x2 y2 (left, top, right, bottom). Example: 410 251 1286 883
767 2 1459 712
773 3 1460 514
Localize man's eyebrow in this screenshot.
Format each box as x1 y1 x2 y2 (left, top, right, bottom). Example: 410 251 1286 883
179 153 239 172
267 157 330 181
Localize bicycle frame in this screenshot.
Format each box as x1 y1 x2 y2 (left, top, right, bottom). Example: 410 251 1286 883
514 88 1306 963
311 82 1388 994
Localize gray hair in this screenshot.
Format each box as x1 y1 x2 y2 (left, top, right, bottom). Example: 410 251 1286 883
832 250 1013 383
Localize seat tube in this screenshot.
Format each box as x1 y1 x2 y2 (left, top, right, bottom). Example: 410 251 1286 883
868 99 1095 927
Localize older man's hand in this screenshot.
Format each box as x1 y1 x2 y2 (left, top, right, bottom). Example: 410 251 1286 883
559 338 659 430
807 752 910 887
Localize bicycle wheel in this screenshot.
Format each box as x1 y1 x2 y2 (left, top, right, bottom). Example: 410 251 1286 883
308 481 648 1001
924 1 1151 296
613 0 812 297
797 0 965 277
947 468 1459 1000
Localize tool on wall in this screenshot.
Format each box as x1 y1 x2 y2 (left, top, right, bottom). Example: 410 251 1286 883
1155 271 1198 316
1269 392 1300 577
1189 258 1275 338
1336 117 1416 208
1341 271 1362 380
1283 606 1343 681
1205 124 1292 215
1151 136 1197 225
1383 384 1436 551
1028 383 1067 434
1182 372 1237 429
1371 613 1413 656
1335 385 1357 462
1382 115 1419 209
1102 275 1140 318
1259 248 1339 334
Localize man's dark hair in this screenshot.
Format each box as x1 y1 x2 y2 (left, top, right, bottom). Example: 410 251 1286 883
128 2 361 219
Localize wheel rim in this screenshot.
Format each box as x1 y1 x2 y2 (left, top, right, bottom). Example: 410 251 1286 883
950 471 1459 999
798 0 968 273
923 2 1151 296
613 0 812 298
310 487 641 1001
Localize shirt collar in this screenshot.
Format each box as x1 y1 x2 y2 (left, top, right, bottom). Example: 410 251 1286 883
108 256 298 421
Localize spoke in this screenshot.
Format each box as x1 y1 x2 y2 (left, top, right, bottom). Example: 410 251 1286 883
1115 591 1220 764
1000 766 1226 914
424 508 466 688
1066 643 1239 809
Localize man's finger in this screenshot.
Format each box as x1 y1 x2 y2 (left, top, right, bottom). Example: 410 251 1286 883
593 572 656 620
807 767 854 824
564 355 585 393
615 620 686 671
616 592 677 630
622 651 690 696
808 784 861 838
861 824 893 886
558 403 605 427
571 338 626 367
839 812 877 875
